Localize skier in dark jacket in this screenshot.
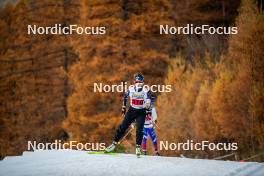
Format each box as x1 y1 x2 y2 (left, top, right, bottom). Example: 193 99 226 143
105 73 153 157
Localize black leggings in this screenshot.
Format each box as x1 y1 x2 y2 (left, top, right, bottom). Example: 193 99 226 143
114 107 146 145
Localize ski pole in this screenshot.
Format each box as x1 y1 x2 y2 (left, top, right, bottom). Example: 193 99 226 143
154 123 160 130
118 126 134 144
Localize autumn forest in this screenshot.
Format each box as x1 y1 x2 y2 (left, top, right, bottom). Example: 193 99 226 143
0 0 263 161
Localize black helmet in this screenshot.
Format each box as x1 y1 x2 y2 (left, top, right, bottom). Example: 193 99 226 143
134 73 144 83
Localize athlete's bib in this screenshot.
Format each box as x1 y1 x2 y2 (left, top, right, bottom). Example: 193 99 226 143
128 87 149 109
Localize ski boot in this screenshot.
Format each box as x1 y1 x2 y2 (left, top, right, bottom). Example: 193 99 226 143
155 151 160 156
105 142 117 153
143 150 147 155
136 145 141 158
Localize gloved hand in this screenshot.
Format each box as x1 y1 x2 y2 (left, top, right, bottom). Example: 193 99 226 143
154 120 157 124
121 106 126 116
146 109 152 116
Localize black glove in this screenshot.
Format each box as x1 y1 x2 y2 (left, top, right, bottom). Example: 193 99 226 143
146 109 152 116
121 106 126 116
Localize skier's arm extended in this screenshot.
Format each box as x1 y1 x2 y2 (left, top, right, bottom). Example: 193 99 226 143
122 90 129 115
147 90 155 109
152 107 158 123
146 91 155 115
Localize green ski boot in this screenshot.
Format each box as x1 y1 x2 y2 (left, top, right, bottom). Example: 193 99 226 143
136 145 141 158
105 142 117 153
